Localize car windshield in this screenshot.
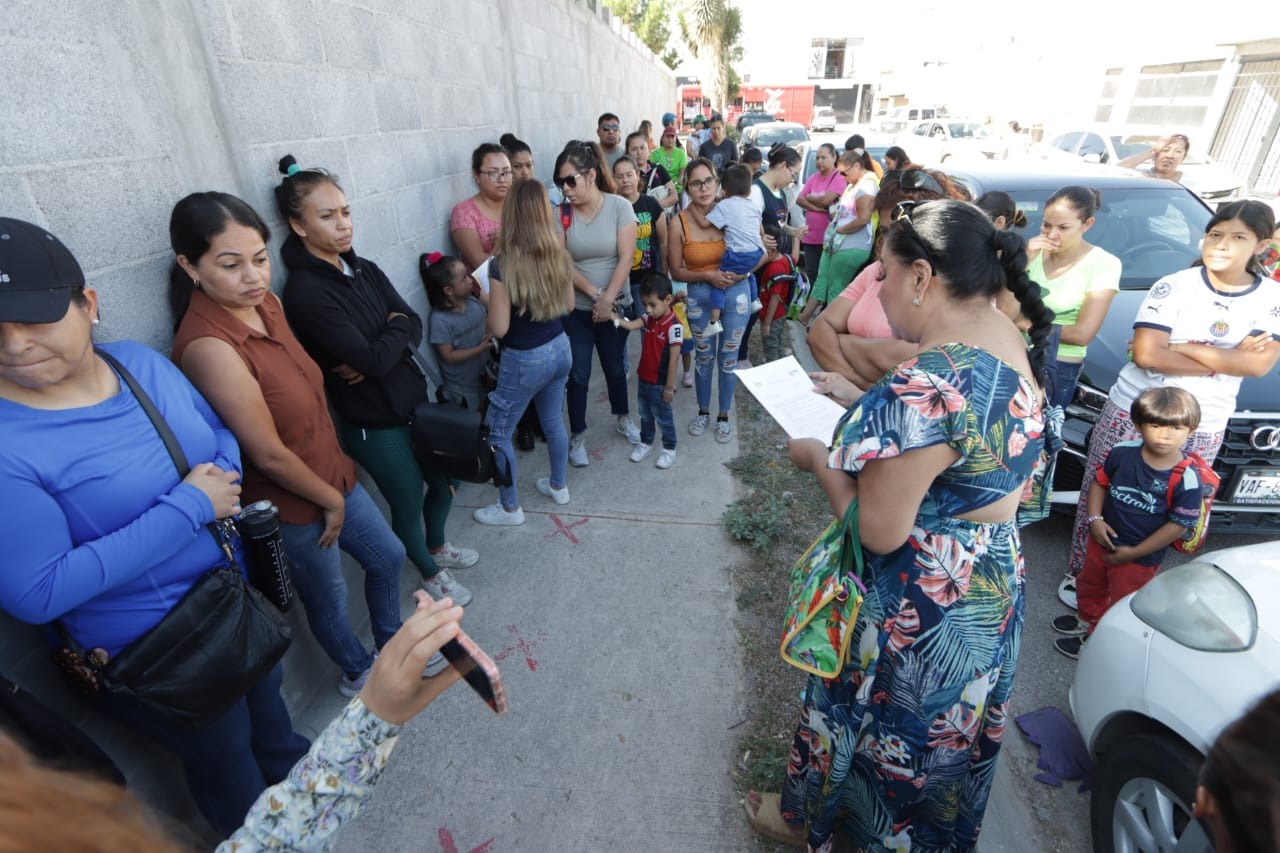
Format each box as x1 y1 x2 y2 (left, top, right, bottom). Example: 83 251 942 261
1005 184 1210 290
757 126 809 145
948 123 989 139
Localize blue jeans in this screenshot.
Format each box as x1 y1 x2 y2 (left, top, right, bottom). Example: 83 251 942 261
1045 358 1084 411
687 280 750 415
637 381 677 449
564 308 630 435
708 247 762 312
486 333 572 510
98 663 309 838
279 482 405 677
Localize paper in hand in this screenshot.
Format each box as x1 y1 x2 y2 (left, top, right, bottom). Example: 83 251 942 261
735 356 848 444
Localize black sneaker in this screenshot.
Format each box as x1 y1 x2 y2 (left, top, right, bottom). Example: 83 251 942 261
1054 635 1086 659
1052 614 1090 636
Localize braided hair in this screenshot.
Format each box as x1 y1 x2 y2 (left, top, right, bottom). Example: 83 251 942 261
883 200 1055 384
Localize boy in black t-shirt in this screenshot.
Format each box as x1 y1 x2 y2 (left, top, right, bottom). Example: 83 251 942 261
1053 387 1204 658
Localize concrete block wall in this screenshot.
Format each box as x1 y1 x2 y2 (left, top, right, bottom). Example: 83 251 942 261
0 0 673 832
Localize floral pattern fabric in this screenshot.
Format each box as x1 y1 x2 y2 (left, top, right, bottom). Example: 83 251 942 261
219 698 401 852
780 344 1054 853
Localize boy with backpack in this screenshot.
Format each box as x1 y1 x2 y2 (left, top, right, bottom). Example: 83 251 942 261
1053 387 1214 658
756 222 800 364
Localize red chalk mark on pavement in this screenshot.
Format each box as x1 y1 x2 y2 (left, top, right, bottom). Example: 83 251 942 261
438 826 495 853
587 447 605 462
545 513 589 544
494 624 549 672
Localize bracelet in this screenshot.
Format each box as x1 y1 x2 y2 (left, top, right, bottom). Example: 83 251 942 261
1085 515 1105 526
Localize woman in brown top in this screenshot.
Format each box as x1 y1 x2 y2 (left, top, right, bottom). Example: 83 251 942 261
167 192 432 697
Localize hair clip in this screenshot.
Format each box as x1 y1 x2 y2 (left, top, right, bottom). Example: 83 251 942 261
286 163 301 177
425 252 444 265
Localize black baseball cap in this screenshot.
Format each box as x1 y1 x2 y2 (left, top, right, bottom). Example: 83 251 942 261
0 218 84 323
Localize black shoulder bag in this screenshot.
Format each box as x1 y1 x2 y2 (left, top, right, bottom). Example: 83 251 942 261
51 351 292 730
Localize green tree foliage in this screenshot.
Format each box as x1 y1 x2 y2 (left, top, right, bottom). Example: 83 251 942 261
605 0 681 69
676 0 744 111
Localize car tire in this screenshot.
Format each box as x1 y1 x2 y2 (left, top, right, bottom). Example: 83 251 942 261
1090 733 1211 853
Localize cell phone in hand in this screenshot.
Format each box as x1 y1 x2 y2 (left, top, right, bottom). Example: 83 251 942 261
437 628 507 714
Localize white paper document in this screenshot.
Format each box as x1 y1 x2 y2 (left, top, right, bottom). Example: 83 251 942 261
735 356 848 444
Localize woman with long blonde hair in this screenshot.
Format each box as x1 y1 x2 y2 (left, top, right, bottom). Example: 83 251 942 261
473 180 577 525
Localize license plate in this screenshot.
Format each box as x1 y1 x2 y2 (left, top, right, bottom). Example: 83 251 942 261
1228 468 1280 505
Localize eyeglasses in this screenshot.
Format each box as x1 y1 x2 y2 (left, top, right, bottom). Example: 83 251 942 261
599 124 620 132
479 169 514 182
555 171 587 189
884 168 945 196
890 200 936 272
686 176 719 191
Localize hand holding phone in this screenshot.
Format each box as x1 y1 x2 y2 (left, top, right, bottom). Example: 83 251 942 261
438 628 508 715
358 594 465 725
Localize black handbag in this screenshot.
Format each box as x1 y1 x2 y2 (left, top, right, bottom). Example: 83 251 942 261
51 351 292 730
410 399 512 487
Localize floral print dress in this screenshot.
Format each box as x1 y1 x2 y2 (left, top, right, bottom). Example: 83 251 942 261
780 344 1055 853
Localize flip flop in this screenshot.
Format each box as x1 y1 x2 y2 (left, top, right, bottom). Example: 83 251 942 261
744 791 805 847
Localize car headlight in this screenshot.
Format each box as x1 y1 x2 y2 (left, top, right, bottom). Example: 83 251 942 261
1067 381 1107 420
1131 561 1257 652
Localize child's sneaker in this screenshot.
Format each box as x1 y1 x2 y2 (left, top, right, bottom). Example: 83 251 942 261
617 415 641 445
422 569 473 606
1051 614 1089 636
536 477 570 505
1054 635 1086 660
715 418 732 444
629 442 653 462
749 298 763 313
702 320 723 338
1058 574 1078 610
689 413 710 436
569 433 589 467
682 370 694 388
656 448 677 469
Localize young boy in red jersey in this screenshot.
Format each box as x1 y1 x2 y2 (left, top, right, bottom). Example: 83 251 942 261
757 221 800 363
616 274 683 469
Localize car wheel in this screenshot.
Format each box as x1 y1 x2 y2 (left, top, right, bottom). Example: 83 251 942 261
1090 733 1212 853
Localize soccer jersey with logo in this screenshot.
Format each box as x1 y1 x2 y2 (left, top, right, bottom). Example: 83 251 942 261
1111 267 1280 431
638 311 683 386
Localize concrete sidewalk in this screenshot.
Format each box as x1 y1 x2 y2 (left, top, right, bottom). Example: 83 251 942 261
291 335 755 852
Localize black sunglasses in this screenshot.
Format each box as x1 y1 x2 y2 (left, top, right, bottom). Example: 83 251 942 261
884 168 945 196
555 171 586 189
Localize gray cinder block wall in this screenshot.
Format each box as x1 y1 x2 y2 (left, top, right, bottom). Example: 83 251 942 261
0 0 673 830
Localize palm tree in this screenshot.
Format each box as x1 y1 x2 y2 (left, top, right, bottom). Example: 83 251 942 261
679 0 740 113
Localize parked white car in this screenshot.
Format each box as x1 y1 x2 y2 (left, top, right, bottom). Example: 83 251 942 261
896 120 1007 165
1046 128 1245 208
1071 541 1280 853
810 105 836 132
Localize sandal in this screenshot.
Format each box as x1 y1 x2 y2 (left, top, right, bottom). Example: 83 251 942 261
744 791 804 847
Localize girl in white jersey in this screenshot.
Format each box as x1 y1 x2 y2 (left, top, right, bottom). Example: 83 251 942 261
1063 200 1280 593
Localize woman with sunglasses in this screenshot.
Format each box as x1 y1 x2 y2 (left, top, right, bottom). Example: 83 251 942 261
668 157 750 442
806 167 966 390
795 148 880 328
451 143 512 273
553 141 640 465
747 199 1058 851
795 143 846 282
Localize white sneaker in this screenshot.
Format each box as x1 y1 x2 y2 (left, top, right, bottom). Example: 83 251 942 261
656 448 677 469
1058 574 1078 610
422 569 473 606
749 298 763 313
689 413 710 436
569 433 589 467
629 442 653 462
617 415 641 445
715 418 732 444
536 477 570 505
432 542 478 569
702 320 724 338
472 501 525 526
422 651 449 678
682 370 694 388
338 661 373 697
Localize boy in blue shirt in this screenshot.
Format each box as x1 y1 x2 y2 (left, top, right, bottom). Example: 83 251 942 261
686 163 764 338
1054 387 1205 658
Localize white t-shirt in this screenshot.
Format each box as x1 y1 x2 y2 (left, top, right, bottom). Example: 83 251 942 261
1110 267 1280 432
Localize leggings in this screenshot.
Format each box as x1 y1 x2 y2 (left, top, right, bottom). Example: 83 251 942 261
338 420 450 580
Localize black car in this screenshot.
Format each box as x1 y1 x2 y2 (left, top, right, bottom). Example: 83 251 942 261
946 162 1280 534
735 112 776 133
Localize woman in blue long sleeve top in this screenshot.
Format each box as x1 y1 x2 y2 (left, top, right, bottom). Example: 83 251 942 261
0 218 308 838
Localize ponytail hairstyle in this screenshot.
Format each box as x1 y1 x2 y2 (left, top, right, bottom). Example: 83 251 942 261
1045 185 1102 222
1199 688 1280 853
884 200 1055 384
167 191 271 330
554 140 616 195
977 191 1027 229
1204 199 1276 276
883 145 911 171
499 133 531 158
419 253 465 311
274 154 342 224
839 147 875 173
766 142 801 171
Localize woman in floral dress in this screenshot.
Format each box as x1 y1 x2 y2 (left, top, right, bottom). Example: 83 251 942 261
745 199 1059 852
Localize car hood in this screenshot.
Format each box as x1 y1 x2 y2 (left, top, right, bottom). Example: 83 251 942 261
1179 162 1244 195
1079 290 1277 412
1210 546 1280 642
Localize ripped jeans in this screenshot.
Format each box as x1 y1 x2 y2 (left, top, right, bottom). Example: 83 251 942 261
686 280 750 415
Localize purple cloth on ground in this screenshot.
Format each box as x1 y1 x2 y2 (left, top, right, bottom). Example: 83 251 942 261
1015 706 1095 792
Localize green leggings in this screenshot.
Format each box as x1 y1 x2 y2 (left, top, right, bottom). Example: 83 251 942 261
338 420 450 580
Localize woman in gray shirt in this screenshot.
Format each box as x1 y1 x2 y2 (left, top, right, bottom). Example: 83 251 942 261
552 141 639 467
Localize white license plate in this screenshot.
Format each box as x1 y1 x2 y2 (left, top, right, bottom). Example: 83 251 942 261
1229 469 1280 505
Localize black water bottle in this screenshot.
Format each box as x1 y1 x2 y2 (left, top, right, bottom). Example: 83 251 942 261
238 501 295 611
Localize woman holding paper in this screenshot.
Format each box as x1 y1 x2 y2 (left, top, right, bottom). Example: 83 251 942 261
745 200 1059 852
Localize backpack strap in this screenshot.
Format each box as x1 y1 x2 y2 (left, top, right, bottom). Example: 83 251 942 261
559 202 572 233
1166 455 1195 508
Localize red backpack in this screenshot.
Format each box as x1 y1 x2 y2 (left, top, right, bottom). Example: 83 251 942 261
1166 452 1220 554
